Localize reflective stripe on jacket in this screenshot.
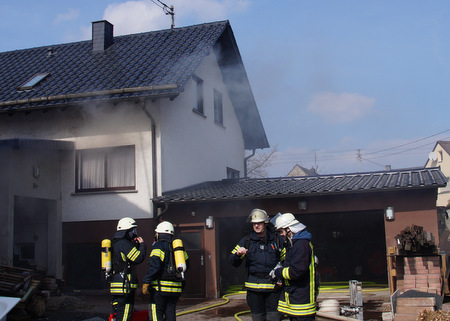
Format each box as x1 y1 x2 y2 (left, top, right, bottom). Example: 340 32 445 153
110 237 146 295
230 228 285 292
143 234 189 297
276 236 316 317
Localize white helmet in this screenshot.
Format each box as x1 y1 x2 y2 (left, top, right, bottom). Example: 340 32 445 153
117 217 137 231
247 209 269 223
155 221 174 235
274 213 299 229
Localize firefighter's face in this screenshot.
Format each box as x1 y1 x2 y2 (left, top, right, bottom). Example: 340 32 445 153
278 228 288 238
252 222 265 234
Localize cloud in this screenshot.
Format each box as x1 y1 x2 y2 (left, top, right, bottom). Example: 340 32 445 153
103 1 164 35
307 92 375 123
54 8 80 25
102 0 250 35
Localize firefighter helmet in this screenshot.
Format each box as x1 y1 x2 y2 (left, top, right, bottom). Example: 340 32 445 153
117 217 137 231
155 221 174 235
247 209 269 223
274 213 299 229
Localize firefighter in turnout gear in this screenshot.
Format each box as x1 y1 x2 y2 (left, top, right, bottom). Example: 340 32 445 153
272 213 317 321
230 209 286 321
142 221 189 321
110 217 146 321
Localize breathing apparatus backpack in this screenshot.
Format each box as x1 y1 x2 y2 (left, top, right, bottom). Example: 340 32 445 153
101 239 113 279
161 238 186 281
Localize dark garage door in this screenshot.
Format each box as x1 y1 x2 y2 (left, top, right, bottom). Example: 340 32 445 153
219 210 387 293
298 210 387 283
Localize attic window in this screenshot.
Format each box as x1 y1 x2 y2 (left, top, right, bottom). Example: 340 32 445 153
19 73 50 90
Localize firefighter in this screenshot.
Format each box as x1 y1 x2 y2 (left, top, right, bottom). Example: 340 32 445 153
110 217 146 321
271 213 317 321
230 209 286 321
142 221 189 321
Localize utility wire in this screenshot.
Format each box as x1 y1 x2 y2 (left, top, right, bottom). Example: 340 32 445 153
363 129 450 156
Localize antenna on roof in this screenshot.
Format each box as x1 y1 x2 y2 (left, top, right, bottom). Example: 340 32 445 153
151 0 175 29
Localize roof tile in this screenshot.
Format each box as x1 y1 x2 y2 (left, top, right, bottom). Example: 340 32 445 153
154 167 447 203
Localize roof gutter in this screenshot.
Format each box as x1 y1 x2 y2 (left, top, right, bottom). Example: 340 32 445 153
0 84 180 108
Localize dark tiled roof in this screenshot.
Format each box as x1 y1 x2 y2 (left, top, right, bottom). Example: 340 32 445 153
438 141 450 155
0 20 268 149
154 167 447 203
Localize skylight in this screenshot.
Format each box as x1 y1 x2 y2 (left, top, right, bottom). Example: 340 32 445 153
19 73 50 90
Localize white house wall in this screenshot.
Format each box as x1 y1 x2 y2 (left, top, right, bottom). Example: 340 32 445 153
160 51 246 192
426 144 450 207
0 102 159 223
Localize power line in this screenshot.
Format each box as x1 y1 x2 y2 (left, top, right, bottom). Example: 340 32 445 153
267 129 450 171
363 129 450 156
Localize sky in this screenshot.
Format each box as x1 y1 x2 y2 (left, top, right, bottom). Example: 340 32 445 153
2 0 450 177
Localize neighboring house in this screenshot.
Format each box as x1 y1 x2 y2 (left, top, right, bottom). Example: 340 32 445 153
154 167 446 297
425 141 450 207
0 20 268 290
287 164 317 177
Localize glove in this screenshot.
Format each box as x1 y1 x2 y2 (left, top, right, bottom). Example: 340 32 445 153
142 283 149 295
269 262 283 280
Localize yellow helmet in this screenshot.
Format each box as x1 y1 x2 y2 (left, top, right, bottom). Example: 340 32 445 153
247 209 269 223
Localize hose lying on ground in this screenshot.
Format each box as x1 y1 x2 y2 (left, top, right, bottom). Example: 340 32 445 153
176 282 389 319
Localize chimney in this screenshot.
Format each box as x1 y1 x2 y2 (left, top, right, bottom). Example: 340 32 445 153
92 20 114 52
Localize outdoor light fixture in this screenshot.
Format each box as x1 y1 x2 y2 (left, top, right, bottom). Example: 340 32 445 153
205 216 214 229
385 207 395 220
298 200 307 211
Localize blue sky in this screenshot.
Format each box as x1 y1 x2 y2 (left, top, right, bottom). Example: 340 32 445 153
2 1 450 177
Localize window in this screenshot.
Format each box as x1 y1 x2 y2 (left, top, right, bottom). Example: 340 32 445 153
76 145 135 192
192 75 204 114
214 89 223 125
227 167 240 179
19 244 35 260
19 73 50 90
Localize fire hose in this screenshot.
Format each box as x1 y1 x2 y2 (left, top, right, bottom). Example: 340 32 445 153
175 282 388 320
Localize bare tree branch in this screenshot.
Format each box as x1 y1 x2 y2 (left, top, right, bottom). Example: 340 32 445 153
246 145 278 178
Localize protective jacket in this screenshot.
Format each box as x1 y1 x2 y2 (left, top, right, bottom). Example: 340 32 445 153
110 230 146 295
230 228 285 292
143 233 189 296
275 229 316 317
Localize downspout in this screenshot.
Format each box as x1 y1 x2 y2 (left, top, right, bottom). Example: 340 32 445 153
141 100 168 227
244 149 256 178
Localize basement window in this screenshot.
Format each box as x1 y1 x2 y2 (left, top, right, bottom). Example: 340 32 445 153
19 73 50 90
19 243 35 261
75 145 136 193
227 167 240 179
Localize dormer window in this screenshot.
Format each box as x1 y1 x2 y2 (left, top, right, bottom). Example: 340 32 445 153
19 73 50 90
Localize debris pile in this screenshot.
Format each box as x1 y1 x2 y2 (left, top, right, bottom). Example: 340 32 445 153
417 309 450 321
395 225 437 255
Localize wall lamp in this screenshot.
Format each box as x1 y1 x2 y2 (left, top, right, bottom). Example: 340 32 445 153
298 200 307 211
385 207 395 220
205 216 214 229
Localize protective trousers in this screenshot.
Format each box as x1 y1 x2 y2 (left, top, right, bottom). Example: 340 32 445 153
246 290 281 321
149 291 178 321
287 316 315 321
112 292 135 321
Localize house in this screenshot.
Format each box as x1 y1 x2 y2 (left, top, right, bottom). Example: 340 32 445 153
153 167 446 297
287 164 317 177
425 141 450 207
0 20 268 289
